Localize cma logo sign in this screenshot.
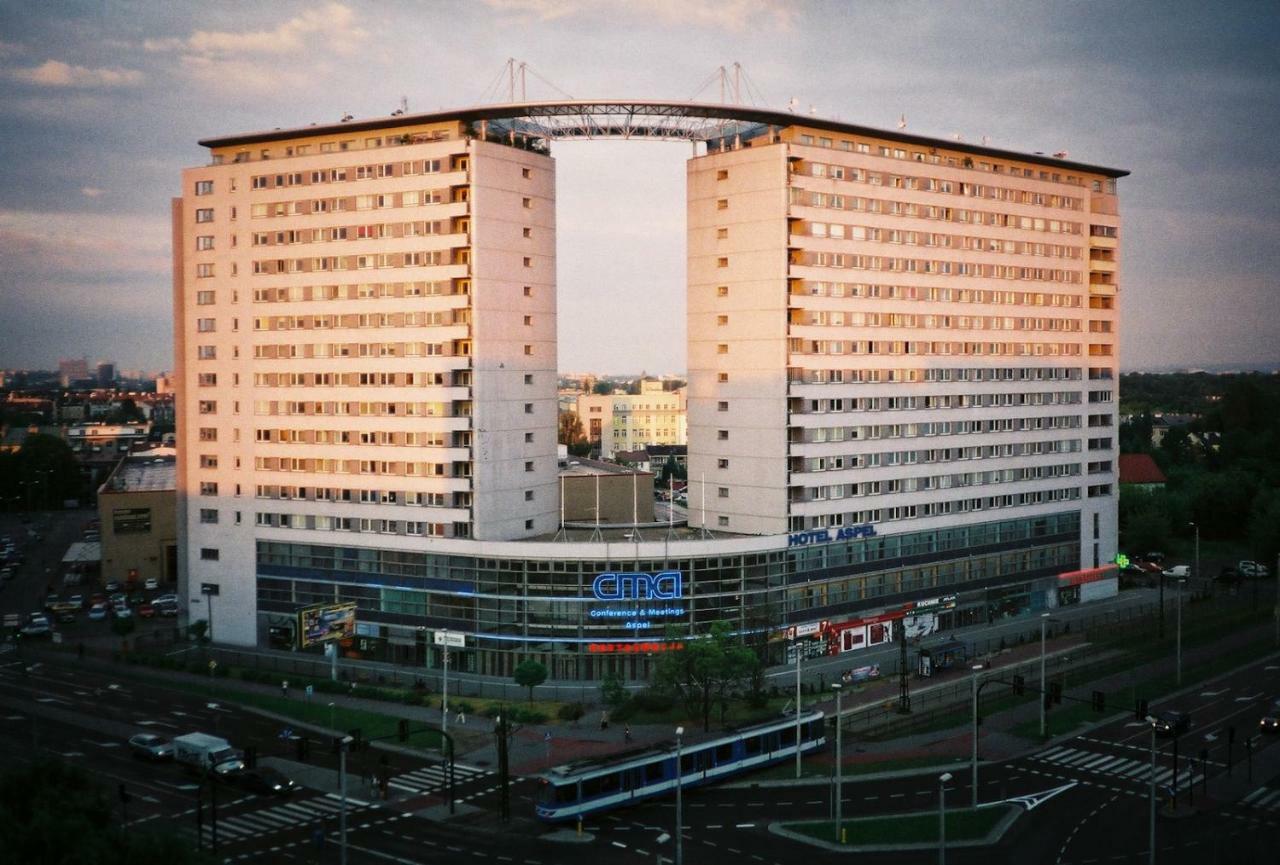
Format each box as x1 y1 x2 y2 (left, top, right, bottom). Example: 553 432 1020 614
591 571 683 602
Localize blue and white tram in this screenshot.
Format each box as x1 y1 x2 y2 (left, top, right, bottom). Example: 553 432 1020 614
535 710 826 822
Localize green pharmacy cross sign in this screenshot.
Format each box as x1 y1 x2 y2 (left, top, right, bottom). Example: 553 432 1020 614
1114 553 1130 568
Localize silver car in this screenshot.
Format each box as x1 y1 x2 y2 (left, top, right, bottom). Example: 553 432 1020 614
128 733 174 761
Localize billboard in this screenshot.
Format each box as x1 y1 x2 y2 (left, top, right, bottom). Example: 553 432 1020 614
298 602 357 648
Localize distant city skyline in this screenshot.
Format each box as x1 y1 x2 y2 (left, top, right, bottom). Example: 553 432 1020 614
1 1 1278 373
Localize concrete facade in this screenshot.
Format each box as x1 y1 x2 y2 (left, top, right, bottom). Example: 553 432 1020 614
98 453 178 588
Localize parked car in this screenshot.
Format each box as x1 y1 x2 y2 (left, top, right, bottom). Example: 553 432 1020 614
1162 565 1191 579
1143 552 1166 564
1153 710 1191 737
104 581 122 593
1238 561 1271 579
112 605 132 620
68 594 84 608
234 767 296 796
153 593 177 607
19 620 51 638
1261 700 1280 735
158 603 178 618
138 604 156 619
55 609 77 624
88 603 109 621
127 733 174 761
1 567 16 582
144 577 159 591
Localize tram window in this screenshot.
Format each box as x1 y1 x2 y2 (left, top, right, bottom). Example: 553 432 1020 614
645 761 666 784
582 773 621 798
715 743 734 764
780 726 796 747
555 784 577 804
680 752 697 773
744 736 762 756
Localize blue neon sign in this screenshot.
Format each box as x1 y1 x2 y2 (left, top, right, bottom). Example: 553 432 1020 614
787 524 877 547
591 571 683 602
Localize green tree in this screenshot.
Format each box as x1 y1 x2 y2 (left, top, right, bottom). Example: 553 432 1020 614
592 381 613 395
513 658 548 702
9 433 82 508
1247 489 1280 572
187 619 209 643
653 621 760 732
599 671 628 708
558 411 586 449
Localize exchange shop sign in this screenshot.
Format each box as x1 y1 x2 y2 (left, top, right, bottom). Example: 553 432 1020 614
589 570 686 631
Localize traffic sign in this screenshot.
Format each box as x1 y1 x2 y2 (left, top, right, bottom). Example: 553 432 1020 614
433 630 465 648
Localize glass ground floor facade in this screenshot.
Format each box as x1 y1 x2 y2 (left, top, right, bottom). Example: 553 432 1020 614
253 510 1083 682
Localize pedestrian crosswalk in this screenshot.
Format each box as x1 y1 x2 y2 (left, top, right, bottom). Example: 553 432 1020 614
190 793 376 845
1034 746 1199 788
1241 786 1280 813
386 761 493 797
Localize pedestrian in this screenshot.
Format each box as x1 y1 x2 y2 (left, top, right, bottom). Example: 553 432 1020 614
624 724 632 743
281 679 289 698
600 710 609 731
456 707 466 725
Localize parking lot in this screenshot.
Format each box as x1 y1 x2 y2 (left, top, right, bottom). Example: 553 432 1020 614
1 507 178 650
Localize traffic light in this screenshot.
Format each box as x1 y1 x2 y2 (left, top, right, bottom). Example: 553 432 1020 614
1091 690 1105 712
1012 674 1025 696
1135 698 1148 720
398 718 409 742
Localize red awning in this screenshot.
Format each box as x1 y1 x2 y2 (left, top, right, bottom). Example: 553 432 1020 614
1058 564 1119 586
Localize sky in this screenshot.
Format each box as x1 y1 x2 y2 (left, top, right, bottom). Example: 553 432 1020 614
0 0 1277 375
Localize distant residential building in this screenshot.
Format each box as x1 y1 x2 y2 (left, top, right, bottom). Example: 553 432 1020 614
97 449 178 588
1118 453 1167 491
574 379 687 458
58 357 90 387
154 373 173 395
65 422 152 465
96 362 117 387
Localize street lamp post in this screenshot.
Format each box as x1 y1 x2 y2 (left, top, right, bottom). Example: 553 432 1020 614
675 725 684 865
1176 577 1185 686
1189 522 1199 589
970 664 982 808
832 683 843 842
339 734 352 865
794 643 803 779
1039 612 1051 739
1146 716 1157 865
938 771 953 865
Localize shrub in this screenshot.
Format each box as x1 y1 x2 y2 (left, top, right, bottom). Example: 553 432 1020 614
557 703 585 723
510 706 548 724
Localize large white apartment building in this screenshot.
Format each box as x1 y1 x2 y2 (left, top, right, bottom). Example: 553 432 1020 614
175 103 1123 680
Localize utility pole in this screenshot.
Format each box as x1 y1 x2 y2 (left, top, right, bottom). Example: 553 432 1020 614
675 726 685 865
898 631 911 712
495 710 511 820
339 735 352 865
831 684 843 843
970 664 982 808
1039 613 1050 739
1147 717 1156 865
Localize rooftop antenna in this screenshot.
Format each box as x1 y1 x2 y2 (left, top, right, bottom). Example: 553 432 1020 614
809 104 818 116
787 97 798 112
340 113 353 122
1053 150 1069 159
981 135 990 146
897 114 907 130
952 132 963 142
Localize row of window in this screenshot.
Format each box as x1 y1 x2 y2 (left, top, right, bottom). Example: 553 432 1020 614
253 342 470 360
785 338 1088 357
257 485 454 506
787 365 1089 386
788 413 1083 444
252 371 456 388
254 400 463 418
256 428 463 447
793 311 1084 333
254 310 464 330
249 188 450 219
797 438 1083 473
793 486 1086 531
794 390 1084 413
250 219 455 246
792 161 1084 210
250 158 451 190
787 135 1111 192
257 512 452 537
798 221 1082 261
791 250 1083 283
793 280 1092 309
251 249 464 275
787 186 1084 235
252 280 464 303
254 456 461 477
794 463 1082 502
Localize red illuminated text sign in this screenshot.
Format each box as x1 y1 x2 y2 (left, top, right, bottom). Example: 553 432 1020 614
587 642 685 654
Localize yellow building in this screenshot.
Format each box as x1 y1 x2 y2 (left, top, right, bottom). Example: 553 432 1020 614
574 379 687 458
98 450 178 588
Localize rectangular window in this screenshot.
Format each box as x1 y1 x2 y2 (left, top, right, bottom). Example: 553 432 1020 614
197 345 216 360
716 314 728 326
523 286 532 297
717 401 729 411
198 400 217 414
522 197 532 209
198 427 217 442
525 461 534 472
200 548 220 561
196 290 215 305
524 490 534 501
199 454 218 469
199 481 218 496
523 227 532 238
195 208 214 223
195 180 213 196
524 432 534 443
717 429 729 441
197 372 217 387
196 235 214 250
717 487 729 498
524 402 533 414
522 167 532 179
717 344 728 354
716 169 729 180
524 373 533 385
196 263 215 278
196 318 216 332
199 508 219 524
718 515 729 527
717 257 729 268
523 344 533 356
717 458 729 469
716 198 729 210
716 285 729 297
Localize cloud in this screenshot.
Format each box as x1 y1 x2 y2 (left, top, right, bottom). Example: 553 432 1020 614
482 0 794 31
142 2 367 96
9 59 142 88
0 39 21 58
0 210 169 281
80 187 104 198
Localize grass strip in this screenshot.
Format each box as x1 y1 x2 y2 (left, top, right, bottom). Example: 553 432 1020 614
787 805 1009 845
